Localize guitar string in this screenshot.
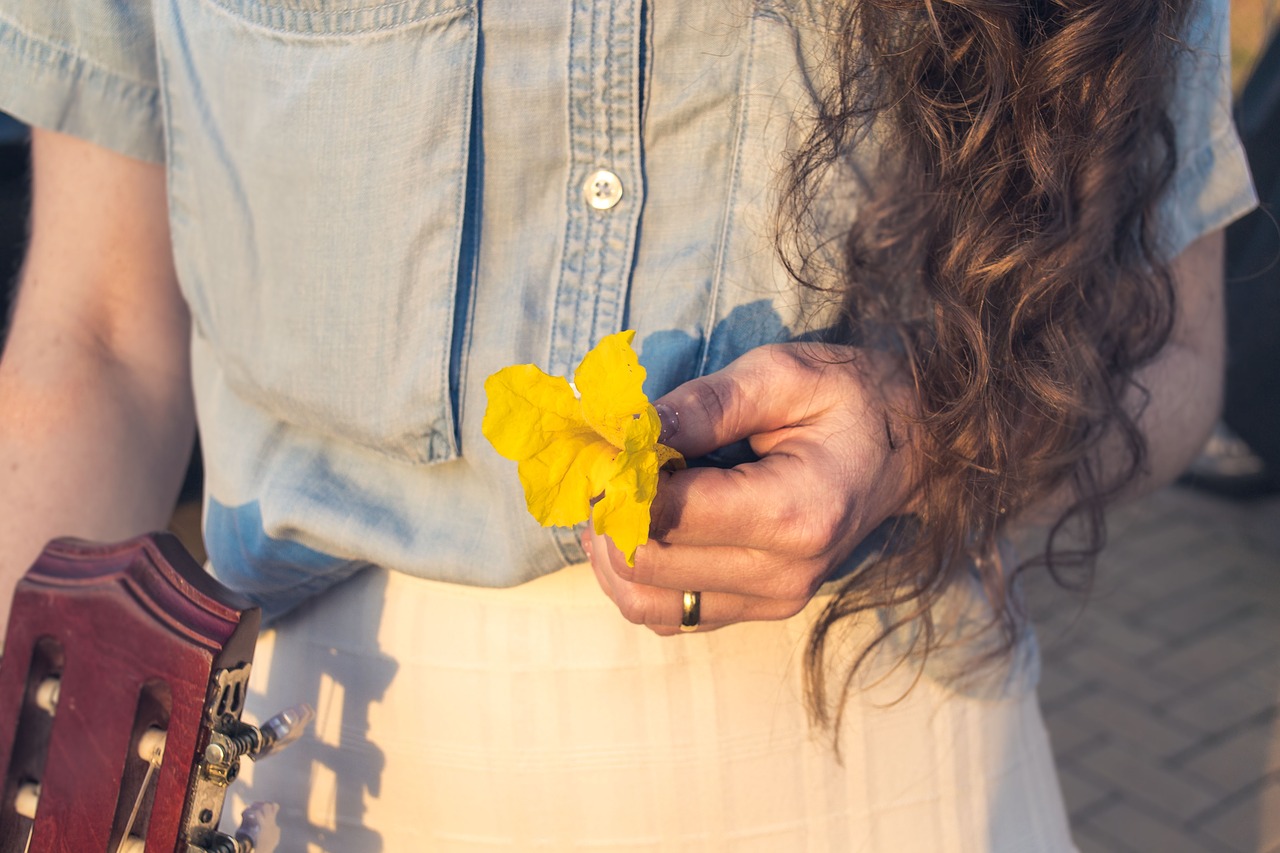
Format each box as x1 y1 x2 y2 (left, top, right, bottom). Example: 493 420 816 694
116 741 163 853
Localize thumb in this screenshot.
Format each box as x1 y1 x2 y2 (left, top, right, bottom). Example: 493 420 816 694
653 345 845 458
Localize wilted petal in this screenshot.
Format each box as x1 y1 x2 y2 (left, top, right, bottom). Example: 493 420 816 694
483 331 685 560
575 330 651 449
482 365 584 461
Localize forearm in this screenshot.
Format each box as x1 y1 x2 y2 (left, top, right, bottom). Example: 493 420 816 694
0 127 193 632
1015 230 1226 528
1130 230 1226 490
0 340 195 629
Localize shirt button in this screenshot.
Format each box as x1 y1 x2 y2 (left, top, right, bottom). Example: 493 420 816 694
584 169 623 210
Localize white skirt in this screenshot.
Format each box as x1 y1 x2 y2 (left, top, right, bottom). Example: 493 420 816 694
228 563 1076 852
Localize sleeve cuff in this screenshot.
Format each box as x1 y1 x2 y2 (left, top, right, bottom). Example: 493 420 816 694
0 16 164 163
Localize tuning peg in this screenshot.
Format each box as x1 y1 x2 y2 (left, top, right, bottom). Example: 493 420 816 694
235 801 281 853
34 677 60 715
253 704 314 760
14 780 39 819
186 801 280 853
204 703 314 768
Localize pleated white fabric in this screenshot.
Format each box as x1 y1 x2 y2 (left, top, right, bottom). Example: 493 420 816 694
228 564 1078 852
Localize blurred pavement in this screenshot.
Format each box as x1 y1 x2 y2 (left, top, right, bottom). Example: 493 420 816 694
1031 486 1280 853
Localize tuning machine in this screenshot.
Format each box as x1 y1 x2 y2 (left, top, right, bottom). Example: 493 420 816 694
181 662 313 853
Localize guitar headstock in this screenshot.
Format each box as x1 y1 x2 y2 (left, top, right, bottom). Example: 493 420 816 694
0 533 265 852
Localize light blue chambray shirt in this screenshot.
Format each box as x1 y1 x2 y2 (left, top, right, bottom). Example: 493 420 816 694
0 0 1256 644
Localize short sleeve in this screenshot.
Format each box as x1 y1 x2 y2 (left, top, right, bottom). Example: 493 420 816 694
1159 0 1259 258
0 1 164 162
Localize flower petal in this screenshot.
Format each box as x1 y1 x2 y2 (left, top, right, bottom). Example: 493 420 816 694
518 428 618 527
594 444 661 565
483 331 684 552
482 364 583 461
575 330 650 449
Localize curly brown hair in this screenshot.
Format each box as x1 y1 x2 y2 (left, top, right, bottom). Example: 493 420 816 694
782 0 1193 734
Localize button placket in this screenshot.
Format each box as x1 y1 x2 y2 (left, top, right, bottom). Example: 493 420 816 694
547 0 645 560
547 0 644 381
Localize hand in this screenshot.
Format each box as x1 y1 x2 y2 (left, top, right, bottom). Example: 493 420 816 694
584 343 918 634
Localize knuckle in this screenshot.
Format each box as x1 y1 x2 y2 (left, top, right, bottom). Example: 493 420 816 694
618 599 648 625
756 488 810 550
773 569 820 603
691 375 734 432
611 589 645 622
750 343 811 378
611 556 639 584
794 498 854 559
774 597 809 621
614 588 658 626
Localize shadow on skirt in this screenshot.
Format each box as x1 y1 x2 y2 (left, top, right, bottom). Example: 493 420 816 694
228 562 1077 852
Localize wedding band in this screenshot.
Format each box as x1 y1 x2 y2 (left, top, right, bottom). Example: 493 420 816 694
680 590 701 632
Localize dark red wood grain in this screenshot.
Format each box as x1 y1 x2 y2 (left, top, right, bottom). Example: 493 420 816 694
0 533 259 852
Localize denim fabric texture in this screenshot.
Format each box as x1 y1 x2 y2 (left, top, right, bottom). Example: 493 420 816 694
0 0 1257 631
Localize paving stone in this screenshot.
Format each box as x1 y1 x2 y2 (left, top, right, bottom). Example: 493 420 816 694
1057 763 1116 821
1116 524 1231 577
1229 612 1280 644
1035 605 1158 660
1109 573 1226 624
1034 481 1280 852
1197 779 1280 853
1238 497 1280 555
1213 539 1280 577
1087 586 1167 626
1141 588 1260 644
1242 656 1280 694
1064 690 1200 758
1074 820 1136 853
1062 644 1189 708
1165 679 1280 737
1084 799 1222 853
1033 606 1094 655
1080 616 1169 660
1148 630 1280 688
1039 658 1092 707
1045 713 1108 762
1075 744 1220 823
1179 719 1280 795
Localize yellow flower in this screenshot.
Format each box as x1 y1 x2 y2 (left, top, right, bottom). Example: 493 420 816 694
482 330 683 565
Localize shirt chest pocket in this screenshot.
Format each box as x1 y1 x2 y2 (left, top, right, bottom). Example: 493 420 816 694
157 0 477 464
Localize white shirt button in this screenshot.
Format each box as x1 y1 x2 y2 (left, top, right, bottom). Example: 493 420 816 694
584 169 623 210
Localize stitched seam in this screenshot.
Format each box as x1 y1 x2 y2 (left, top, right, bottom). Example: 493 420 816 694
198 0 472 38
0 14 160 97
697 5 760 376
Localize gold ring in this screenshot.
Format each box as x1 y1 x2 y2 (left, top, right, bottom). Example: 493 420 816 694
680 590 701 633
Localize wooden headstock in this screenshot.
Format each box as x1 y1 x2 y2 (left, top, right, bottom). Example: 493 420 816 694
0 533 261 852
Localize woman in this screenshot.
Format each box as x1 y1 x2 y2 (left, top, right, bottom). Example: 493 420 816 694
0 0 1254 849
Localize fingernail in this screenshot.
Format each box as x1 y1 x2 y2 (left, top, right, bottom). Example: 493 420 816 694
655 402 679 443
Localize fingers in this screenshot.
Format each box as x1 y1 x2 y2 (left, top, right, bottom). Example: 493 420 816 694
615 539 827 599
653 344 865 459
647 456 862 554
585 537 810 634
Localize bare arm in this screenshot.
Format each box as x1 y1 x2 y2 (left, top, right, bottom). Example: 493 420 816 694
0 128 194 632
1014 228 1227 528
1118 228 1226 494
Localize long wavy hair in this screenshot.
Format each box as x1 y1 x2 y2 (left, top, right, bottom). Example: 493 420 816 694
782 0 1192 732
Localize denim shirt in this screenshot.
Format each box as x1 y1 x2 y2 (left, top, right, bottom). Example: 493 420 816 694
0 0 1256 628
